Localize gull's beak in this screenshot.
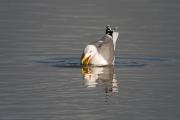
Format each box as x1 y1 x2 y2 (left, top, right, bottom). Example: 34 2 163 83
81 53 91 65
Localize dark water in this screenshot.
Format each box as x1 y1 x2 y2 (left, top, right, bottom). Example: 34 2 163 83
0 0 180 120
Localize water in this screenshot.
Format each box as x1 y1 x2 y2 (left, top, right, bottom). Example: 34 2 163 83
0 0 180 120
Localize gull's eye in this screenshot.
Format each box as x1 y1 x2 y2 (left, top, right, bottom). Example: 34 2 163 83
89 50 92 53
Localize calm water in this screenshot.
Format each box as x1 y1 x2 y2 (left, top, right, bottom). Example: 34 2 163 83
0 0 180 120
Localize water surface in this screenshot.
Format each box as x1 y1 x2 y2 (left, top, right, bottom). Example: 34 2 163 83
0 0 180 120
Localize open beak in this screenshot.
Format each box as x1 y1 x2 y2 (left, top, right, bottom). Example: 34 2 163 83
81 53 91 65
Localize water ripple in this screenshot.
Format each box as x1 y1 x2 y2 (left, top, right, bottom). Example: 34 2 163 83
35 56 176 68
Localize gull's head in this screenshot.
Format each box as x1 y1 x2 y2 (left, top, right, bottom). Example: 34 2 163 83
81 45 98 65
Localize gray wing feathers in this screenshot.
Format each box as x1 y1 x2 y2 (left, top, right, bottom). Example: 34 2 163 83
89 35 114 64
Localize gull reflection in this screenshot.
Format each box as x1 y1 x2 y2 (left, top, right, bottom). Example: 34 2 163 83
81 66 118 93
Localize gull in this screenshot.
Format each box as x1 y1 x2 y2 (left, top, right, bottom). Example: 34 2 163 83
81 25 119 66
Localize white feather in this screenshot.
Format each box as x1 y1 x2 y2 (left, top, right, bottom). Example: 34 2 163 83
112 31 119 50
91 53 108 66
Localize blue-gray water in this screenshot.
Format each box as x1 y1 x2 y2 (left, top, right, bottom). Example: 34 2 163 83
0 0 180 120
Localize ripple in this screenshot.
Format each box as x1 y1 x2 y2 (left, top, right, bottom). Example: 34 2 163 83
35 56 177 68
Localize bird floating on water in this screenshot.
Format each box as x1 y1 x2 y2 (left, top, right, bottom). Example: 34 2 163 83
81 25 119 66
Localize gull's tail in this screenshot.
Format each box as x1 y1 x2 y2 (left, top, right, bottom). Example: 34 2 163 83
112 27 119 50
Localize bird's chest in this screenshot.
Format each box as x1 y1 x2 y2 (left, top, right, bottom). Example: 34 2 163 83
90 54 108 66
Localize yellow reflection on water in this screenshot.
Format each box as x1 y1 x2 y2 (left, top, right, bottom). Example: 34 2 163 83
81 66 118 93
